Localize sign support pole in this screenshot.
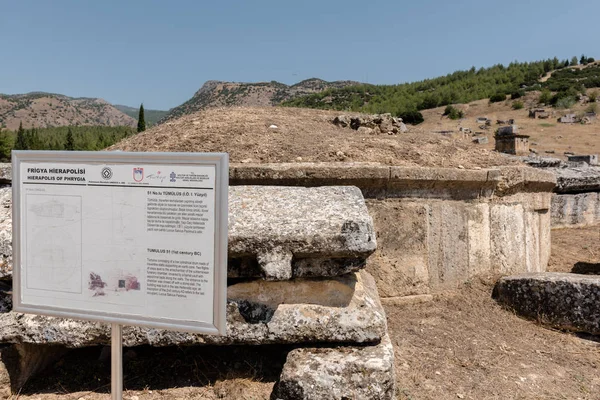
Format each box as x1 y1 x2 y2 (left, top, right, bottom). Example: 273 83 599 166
111 323 123 400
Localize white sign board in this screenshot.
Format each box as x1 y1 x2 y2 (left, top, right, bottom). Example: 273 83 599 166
12 151 228 335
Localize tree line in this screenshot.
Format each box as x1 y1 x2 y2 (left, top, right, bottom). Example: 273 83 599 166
0 123 136 161
283 55 598 124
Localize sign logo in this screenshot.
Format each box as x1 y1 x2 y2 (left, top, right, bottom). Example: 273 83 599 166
170 172 176 182
101 167 113 180
133 168 144 182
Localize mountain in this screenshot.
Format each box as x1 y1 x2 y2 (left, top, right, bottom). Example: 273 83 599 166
283 58 600 119
158 78 360 124
114 104 169 126
0 92 136 130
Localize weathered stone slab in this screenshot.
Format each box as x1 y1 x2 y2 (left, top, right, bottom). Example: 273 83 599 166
551 165 600 194
494 273 600 334
551 192 600 227
0 271 386 347
229 186 376 280
272 334 395 400
0 185 375 280
0 187 11 279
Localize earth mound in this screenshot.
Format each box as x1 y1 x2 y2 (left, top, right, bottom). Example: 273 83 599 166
111 107 520 169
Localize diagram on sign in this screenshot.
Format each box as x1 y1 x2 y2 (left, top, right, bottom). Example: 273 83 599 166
26 194 82 293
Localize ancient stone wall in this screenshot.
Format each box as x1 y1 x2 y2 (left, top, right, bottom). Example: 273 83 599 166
0 162 556 300
544 165 600 227
230 163 556 299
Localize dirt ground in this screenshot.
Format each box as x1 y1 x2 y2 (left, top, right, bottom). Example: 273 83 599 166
109 106 519 169
418 90 600 160
6 226 599 400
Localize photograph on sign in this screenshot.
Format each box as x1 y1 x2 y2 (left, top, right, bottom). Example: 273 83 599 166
12 151 228 335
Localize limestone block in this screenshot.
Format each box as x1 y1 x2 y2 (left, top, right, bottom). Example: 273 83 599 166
229 186 376 280
538 210 551 271
272 334 395 400
0 271 386 347
0 186 376 280
365 200 430 297
494 273 600 334
490 204 526 274
466 203 491 276
0 187 11 279
551 192 600 227
524 211 541 273
427 202 469 288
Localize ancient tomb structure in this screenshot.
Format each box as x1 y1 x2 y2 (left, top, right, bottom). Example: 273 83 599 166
0 177 395 399
494 125 530 156
548 163 600 227
230 163 556 300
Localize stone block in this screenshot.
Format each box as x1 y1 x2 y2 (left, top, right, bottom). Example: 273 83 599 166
466 203 491 276
0 271 386 347
490 204 526 274
427 202 469 288
229 186 376 280
365 200 429 297
494 273 600 335
272 334 395 400
0 186 376 281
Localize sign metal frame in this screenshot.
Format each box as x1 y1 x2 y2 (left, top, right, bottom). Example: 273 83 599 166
12 150 228 335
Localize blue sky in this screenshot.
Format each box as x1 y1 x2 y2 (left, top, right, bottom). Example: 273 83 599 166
1 0 598 110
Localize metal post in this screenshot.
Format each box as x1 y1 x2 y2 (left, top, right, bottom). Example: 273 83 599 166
111 323 123 400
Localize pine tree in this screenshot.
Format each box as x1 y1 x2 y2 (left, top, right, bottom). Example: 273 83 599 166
0 128 12 161
137 103 146 133
14 121 28 150
65 128 75 151
571 56 579 66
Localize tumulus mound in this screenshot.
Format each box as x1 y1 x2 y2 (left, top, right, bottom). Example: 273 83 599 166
110 107 520 169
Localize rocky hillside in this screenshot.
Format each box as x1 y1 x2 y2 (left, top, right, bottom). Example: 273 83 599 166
158 78 359 124
0 92 136 130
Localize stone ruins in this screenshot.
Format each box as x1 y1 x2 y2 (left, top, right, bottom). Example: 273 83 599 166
0 157 597 398
0 168 396 399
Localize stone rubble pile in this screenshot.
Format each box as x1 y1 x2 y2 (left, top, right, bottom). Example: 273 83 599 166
0 182 396 399
332 113 408 135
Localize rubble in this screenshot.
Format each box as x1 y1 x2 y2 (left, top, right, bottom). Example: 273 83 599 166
332 113 407 135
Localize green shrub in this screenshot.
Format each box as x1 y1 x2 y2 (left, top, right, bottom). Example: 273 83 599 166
489 93 506 103
589 91 598 102
586 103 598 113
539 89 552 104
512 101 524 110
555 96 576 109
510 90 525 99
443 105 454 116
397 110 424 125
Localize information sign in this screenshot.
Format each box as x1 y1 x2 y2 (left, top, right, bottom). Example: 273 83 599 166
12 151 228 335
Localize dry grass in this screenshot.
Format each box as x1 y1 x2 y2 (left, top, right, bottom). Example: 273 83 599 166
388 274 600 400
548 225 600 273
6 227 600 400
418 90 600 160
110 106 519 169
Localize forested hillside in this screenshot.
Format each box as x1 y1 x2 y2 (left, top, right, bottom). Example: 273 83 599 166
0 125 135 161
283 56 598 123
